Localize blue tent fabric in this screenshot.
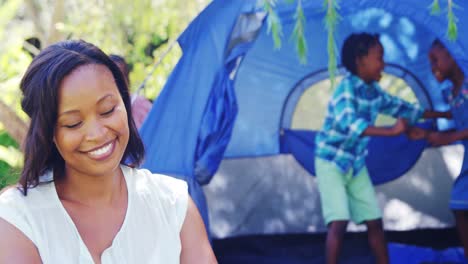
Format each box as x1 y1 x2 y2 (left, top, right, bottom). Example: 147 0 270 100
194 63 238 185
139 0 249 232
226 0 468 157
139 0 468 240
139 0 261 233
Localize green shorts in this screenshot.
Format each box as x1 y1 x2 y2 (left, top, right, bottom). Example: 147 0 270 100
315 158 381 225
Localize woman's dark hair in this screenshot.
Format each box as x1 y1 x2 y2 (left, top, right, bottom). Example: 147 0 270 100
109 54 130 85
19 40 145 195
341 32 381 75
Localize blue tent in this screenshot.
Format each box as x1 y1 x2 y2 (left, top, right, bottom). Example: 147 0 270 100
139 0 467 262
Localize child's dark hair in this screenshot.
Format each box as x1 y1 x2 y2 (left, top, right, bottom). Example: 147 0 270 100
19 40 145 195
431 38 446 50
341 33 381 75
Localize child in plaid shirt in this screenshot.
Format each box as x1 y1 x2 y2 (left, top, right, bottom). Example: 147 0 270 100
315 33 450 264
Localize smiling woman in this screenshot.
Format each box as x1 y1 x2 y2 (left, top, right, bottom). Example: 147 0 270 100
54 64 130 179
0 40 217 264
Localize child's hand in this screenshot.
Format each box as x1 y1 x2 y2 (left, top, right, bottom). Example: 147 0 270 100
427 131 448 146
406 126 428 140
443 110 453 119
391 118 408 135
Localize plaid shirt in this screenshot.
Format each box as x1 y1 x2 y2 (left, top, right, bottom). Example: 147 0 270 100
315 74 424 175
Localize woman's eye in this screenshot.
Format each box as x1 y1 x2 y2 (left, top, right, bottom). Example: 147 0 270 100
64 122 82 129
102 107 115 116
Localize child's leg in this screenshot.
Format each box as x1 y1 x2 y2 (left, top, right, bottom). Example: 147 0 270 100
315 158 351 264
365 219 389 264
326 220 348 264
348 166 388 264
453 210 468 258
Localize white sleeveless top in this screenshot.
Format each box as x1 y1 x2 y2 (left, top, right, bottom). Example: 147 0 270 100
0 165 188 263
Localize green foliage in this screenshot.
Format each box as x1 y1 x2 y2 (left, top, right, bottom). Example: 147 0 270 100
0 131 19 149
0 131 22 190
323 0 340 89
263 0 308 62
291 0 307 64
1 0 209 103
50 0 208 98
263 0 283 49
429 0 459 41
430 0 441 14
446 0 458 41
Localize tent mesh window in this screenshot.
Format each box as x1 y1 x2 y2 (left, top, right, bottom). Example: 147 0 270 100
289 69 422 131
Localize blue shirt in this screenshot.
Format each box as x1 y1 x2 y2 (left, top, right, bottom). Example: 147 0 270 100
442 79 468 173
443 80 468 131
315 74 424 175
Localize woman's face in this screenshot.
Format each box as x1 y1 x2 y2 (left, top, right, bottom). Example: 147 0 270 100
54 64 129 178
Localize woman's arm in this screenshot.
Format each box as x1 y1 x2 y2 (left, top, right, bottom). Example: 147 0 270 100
180 197 217 264
0 218 42 264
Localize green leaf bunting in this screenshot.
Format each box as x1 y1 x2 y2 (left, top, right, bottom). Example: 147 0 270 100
292 0 307 64
324 0 340 89
447 0 458 41
262 0 460 88
430 0 441 15
264 0 283 49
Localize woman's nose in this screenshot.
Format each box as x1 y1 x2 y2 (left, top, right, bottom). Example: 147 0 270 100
85 119 107 141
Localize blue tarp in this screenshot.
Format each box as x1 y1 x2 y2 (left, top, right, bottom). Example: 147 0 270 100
139 0 468 242
213 232 467 264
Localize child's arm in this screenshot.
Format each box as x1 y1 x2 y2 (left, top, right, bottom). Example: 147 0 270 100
377 90 424 125
361 118 408 137
422 110 452 119
406 126 430 140
427 129 468 146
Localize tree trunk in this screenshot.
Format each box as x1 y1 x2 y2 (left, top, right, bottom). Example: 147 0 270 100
0 100 28 147
46 0 65 45
24 0 46 45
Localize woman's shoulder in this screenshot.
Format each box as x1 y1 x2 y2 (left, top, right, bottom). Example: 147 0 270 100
0 181 54 206
0 185 26 205
0 179 56 219
0 186 38 249
122 165 188 202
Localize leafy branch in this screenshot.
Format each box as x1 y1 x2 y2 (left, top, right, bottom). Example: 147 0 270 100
291 0 307 64
323 0 339 89
430 0 458 41
263 0 460 88
446 0 458 41
263 0 283 49
430 0 441 14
